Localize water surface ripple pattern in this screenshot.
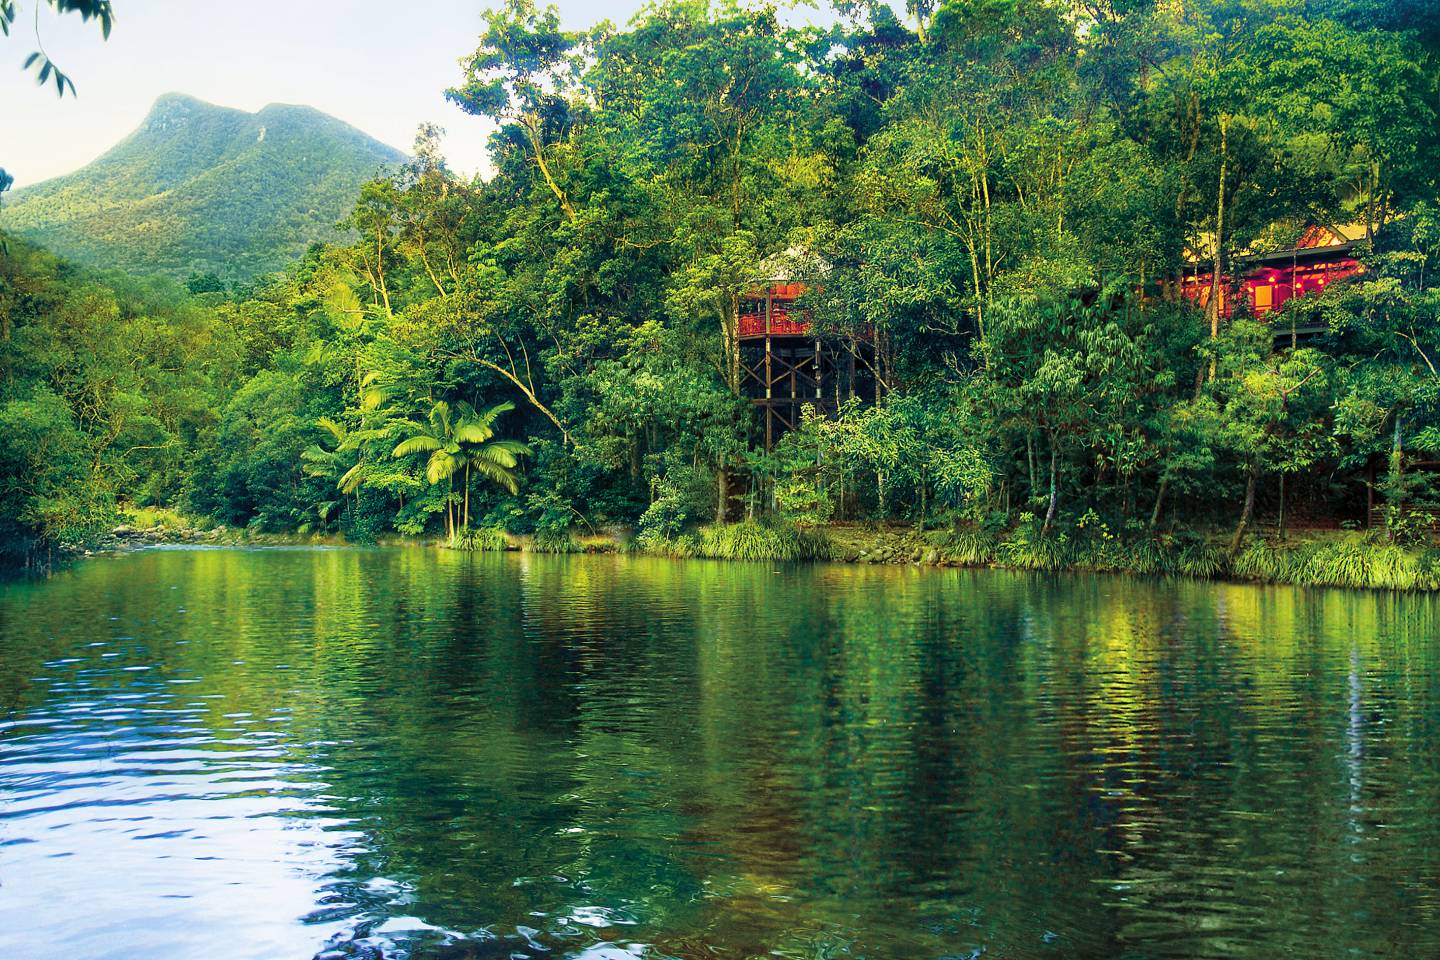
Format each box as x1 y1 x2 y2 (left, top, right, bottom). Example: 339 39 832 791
2 546 1439 959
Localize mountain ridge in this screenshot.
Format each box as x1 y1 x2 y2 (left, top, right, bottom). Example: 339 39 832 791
2 94 406 280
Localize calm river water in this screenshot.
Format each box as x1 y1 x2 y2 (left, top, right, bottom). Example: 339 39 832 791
3 547 1440 959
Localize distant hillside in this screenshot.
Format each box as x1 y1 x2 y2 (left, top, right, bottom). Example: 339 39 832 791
1 93 405 280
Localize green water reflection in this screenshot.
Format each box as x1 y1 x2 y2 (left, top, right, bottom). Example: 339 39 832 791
2 547 1439 959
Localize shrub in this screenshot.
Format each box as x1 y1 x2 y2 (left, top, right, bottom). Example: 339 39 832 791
451 527 509 552
120 504 191 530
1297 541 1369 587
1232 539 1301 583
998 534 1070 571
641 519 832 562
1125 538 1175 577
1177 540 1227 579
531 528 583 554
1219 537 1439 591
1364 545 1420 590
938 529 997 566
637 493 689 543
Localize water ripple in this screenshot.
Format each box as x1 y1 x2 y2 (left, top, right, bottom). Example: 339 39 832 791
3 551 1440 959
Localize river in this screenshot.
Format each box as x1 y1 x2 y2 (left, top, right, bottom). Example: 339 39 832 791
2 546 1439 959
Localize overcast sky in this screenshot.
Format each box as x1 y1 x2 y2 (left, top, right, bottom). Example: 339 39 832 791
1 0 667 188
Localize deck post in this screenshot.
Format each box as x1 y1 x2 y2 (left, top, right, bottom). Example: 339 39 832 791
764 289 774 450
815 337 822 401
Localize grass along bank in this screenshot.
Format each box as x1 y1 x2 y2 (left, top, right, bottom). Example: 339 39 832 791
63 509 1440 593
449 518 1440 592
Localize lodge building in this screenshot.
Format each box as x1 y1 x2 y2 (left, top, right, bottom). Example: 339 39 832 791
1178 225 1366 325
738 263 878 450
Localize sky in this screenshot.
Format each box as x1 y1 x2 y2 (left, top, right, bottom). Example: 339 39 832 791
0 0 663 188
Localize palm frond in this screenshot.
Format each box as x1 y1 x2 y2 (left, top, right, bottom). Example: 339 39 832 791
361 386 390 412
472 445 520 469
471 458 520 494
473 400 516 429
430 400 452 437
393 435 443 458
326 282 365 331
426 450 463 485
300 444 337 476
337 462 368 495
454 421 497 444
316 417 346 443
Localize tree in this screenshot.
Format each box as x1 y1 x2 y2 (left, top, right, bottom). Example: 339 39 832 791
0 387 107 564
1244 16 1439 239
1207 322 1335 551
446 0 581 223
1323 206 1440 533
10 0 1438 561
392 400 530 539
299 416 366 527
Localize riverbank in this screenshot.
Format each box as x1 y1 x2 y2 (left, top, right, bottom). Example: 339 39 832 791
461 520 1440 593
35 512 1440 593
17 508 351 572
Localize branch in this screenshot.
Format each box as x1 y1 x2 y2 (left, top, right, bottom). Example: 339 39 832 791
447 343 573 447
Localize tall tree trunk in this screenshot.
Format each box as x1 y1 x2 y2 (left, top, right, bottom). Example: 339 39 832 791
1366 459 1376 529
1207 114 1230 381
524 116 576 223
1026 434 1038 503
1042 436 1059 534
725 297 742 397
1230 462 1259 555
375 228 393 318
917 468 927 534
1391 413 1405 490
1149 472 1169 530
418 237 448 297
716 458 728 525
1388 412 1405 540
1278 471 1287 541
463 463 471 533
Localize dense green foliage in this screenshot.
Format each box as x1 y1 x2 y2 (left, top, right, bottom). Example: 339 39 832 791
4 0 1440 579
2 94 404 279
0 238 241 565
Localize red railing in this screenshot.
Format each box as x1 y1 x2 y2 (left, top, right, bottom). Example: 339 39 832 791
1180 254 1363 319
739 305 812 338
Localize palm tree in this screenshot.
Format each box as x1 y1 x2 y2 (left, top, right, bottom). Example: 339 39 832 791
392 399 529 540
453 400 531 532
300 417 368 526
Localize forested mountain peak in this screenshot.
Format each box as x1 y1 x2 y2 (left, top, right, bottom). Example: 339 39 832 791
1 94 405 280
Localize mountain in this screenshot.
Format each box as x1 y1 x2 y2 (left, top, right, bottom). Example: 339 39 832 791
1 93 406 280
